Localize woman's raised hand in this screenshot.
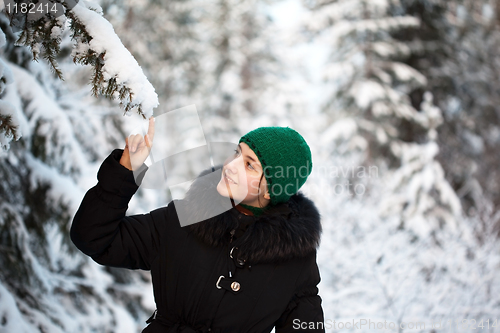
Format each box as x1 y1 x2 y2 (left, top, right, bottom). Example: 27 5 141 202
120 117 155 171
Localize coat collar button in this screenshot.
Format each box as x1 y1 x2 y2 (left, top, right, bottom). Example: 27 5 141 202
231 281 241 292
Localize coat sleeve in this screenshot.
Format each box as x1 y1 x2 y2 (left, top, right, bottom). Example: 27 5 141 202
70 148 163 270
274 252 325 333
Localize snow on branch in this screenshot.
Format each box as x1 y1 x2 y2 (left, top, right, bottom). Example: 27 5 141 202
67 2 158 118
0 103 20 151
5 0 158 122
0 30 21 152
15 12 66 80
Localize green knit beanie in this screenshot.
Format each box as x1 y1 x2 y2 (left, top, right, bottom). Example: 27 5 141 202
239 127 313 205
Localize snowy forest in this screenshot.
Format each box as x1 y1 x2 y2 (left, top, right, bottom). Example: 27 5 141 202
0 0 499 332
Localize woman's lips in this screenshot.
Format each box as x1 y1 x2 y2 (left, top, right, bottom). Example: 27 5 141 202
224 170 237 184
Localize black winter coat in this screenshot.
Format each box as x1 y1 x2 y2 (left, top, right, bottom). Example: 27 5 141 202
70 149 325 333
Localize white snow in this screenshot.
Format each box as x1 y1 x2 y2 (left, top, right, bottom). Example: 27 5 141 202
70 2 159 117
0 52 21 152
0 282 37 333
0 31 5 48
392 63 427 85
0 100 20 150
349 80 385 109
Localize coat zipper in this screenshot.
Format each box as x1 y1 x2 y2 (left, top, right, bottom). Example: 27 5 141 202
228 229 236 277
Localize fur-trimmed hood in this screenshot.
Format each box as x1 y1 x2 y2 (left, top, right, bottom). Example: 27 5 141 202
185 165 322 264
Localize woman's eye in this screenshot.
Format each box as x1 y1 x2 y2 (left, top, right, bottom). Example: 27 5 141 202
247 162 254 170
234 149 240 156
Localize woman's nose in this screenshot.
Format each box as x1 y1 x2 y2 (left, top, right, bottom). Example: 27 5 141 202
225 154 241 173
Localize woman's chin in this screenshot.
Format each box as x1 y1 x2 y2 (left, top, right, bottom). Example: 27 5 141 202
217 181 247 203
216 180 232 198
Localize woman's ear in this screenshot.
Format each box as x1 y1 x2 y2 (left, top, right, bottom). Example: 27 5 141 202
264 191 271 200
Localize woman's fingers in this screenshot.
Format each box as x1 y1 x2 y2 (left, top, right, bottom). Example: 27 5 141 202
124 119 154 170
120 137 133 170
127 118 154 152
146 117 155 147
128 134 137 152
129 134 145 153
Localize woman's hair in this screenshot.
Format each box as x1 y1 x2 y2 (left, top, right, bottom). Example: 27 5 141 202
257 172 266 208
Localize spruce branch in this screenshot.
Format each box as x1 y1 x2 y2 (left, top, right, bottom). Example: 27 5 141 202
67 9 150 119
2 1 156 122
12 2 66 80
0 114 19 149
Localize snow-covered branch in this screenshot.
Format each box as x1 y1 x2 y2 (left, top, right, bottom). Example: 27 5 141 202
0 30 21 152
67 1 158 118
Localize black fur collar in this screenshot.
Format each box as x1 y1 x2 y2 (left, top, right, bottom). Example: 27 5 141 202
184 166 322 264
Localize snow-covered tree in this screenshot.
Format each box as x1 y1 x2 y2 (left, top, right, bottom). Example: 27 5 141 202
391 0 500 234
0 1 159 331
302 0 461 239
300 0 500 331
0 0 313 330
0 0 158 149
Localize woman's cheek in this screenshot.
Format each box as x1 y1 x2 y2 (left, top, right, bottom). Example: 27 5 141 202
248 179 260 193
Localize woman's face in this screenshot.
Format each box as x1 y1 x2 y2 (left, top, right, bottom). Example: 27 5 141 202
216 142 271 207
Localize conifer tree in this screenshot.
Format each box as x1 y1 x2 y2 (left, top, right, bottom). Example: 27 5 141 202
0 2 158 331
0 0 158 150
301 0 500 327
391 0 500 237
303 0 461 238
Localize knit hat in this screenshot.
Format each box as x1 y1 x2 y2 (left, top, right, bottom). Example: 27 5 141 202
239 127 312 205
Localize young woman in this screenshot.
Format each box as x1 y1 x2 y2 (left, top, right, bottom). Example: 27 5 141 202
71 118 325 332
